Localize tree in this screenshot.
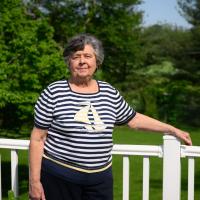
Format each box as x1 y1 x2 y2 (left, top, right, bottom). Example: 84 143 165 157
133 23 200 125
27 0 143 84
177 0 200 125
177 0 200 74
0 0 67 133
178 0 200 26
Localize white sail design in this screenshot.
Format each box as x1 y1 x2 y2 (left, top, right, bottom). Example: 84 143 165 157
74 103 107 132
90 105 107 131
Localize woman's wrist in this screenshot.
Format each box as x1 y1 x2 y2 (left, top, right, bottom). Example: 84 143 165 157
165 125 178 136
29 174 41 183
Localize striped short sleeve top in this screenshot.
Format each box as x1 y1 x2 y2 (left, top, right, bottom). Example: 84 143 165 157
34 80 136 171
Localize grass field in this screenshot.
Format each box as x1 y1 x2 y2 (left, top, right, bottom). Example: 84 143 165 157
0 125 200 200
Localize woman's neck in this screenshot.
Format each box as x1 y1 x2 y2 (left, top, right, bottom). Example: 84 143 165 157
69 77 93 87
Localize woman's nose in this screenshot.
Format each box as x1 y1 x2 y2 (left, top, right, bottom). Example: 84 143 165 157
79 56 85 63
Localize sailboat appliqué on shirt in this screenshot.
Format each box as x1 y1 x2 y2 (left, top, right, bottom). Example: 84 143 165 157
74 102 107 132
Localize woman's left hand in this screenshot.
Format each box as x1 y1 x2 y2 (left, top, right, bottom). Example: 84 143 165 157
173 129 192 146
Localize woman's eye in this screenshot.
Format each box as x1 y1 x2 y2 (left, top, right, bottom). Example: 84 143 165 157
72 56 79 60
85 54 92 58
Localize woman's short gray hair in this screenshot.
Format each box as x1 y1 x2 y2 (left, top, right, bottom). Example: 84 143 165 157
63 33 104 66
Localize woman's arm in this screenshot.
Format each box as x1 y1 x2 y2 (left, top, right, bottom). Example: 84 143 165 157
29 127 48 200
128 112 192 145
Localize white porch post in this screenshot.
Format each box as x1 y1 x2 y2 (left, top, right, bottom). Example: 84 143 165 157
162 135 181 200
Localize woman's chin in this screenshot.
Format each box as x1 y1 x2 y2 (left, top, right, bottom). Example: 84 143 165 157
74 74 92 81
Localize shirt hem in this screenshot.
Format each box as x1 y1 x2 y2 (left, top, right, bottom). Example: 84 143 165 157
43 154 112 173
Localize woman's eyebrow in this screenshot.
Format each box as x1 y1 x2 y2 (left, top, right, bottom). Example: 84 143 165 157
73 52 94 56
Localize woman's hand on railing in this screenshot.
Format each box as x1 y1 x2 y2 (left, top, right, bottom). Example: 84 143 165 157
29 181 46 200
172 129 192 146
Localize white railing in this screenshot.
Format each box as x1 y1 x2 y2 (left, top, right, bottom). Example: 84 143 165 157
0 135 200 200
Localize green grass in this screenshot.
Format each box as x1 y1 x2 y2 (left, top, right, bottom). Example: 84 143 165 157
0 126 200 199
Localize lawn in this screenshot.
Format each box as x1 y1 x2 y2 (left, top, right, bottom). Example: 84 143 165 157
0 125 200 200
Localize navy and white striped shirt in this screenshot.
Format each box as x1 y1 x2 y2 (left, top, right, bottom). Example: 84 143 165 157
34 80 136 171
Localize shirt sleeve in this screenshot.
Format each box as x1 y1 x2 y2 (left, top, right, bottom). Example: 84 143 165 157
34 87 54 129
115 90 136 125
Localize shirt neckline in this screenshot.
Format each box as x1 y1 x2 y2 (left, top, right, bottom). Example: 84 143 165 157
66 80 100 95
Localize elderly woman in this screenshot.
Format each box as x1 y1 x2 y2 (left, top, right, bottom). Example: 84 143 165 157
29 34 192 200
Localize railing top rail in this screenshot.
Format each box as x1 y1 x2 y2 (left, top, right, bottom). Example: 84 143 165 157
0 138 29 150
0 138 163 157
112 144 163 157
0 138 200 158
181 145 200 157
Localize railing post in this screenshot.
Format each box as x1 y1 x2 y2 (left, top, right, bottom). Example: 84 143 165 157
11 150 18 197
162 135 181 200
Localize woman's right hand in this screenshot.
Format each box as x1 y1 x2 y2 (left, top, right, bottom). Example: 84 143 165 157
29 181 46 200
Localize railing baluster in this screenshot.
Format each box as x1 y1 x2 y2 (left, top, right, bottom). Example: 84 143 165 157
0 154 2 200
123 155 129 200
143 156 149 200
188 157 195 200
11 150 18 197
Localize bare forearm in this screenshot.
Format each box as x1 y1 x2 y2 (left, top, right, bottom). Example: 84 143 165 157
29 140 44 182
128 113 174 133
29 128 47 182
128 112 192 145
29 128 47 200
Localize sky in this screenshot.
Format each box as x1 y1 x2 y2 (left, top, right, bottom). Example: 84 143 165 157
138 0 191 28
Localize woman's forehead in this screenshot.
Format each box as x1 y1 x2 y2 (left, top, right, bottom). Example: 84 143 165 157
72 45 95 54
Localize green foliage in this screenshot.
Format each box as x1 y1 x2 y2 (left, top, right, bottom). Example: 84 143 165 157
8 190 15 200
158 80 200 125
27 0 143 83
176 0 200 125
0 0 200 132
0 0 144 133
137 24 200 125
140 24 192 65
178 0 200 26
177 0 200 79
0 0 67 131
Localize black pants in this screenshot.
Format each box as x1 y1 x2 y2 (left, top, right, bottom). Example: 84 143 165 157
41 170 113 200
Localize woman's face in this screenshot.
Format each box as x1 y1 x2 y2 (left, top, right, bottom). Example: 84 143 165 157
69 44 97 80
